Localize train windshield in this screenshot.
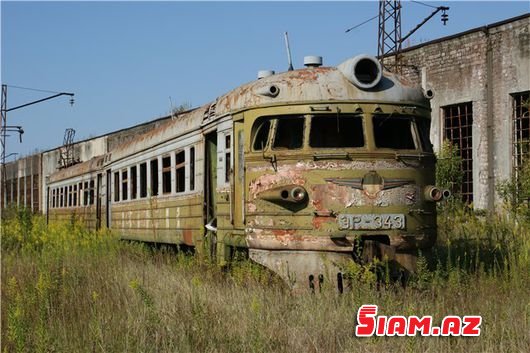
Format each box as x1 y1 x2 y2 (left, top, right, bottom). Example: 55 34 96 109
373 115 419 150
309 114 364 148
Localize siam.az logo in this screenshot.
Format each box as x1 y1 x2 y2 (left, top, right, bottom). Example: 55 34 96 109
355 305 482 337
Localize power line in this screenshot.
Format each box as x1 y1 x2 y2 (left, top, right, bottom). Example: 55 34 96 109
411 1 439 10
5 84 62 95
345 14 379 33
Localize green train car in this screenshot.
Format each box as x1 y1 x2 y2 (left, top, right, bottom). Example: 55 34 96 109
46 55 448 290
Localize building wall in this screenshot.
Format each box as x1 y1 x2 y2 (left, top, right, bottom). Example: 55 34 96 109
396 14 530 209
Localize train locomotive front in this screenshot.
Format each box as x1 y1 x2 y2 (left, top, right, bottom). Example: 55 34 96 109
220 55 446 290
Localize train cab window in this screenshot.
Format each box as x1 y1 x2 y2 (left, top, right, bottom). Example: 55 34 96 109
162 156 171 194
131 166 138 200
89 180 95 205
150 159 159 196
189 147 195 191
140 163 147 198
273 116 304 150
310 115 364 148
252 118 271 151
73 184 78 206
114 172 120 202
175 151 185 193
122 170 128 201
373 115 417 150
416 119 434 153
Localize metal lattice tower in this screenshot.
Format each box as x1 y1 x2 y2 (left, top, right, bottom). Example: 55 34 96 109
378 0 402 73
59 128 76 169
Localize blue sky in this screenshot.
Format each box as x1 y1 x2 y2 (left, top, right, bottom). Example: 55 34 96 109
2 1 529 157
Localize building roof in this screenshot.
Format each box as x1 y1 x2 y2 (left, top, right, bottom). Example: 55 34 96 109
399 13 530 54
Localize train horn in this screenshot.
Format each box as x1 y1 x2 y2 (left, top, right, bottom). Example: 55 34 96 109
338 54 382 90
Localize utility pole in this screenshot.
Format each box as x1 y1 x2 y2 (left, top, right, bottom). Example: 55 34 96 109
378 0 402 73
377 0 449 73
0 84 74 210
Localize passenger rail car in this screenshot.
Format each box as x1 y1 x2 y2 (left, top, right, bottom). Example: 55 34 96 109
46 54 447 290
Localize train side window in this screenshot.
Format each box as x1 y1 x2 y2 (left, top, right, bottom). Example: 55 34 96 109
68 185 73 207
150 159 159 196
373 115 417 150
139 162 147 198
89 180 95 205
84 182 89 206
73 184 78 206
121 170 128 201
114 172 120 202
78 183 83 206
189 147 195 191
59 188 63 208
310 115 364 148
252 118 271 151
225 135 231 183
175 151 185 193
273 116 304 150
131 166 138 200
52 189 56 208
162 156 171 194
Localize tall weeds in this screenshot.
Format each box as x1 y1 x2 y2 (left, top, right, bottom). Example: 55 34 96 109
1 206 529 352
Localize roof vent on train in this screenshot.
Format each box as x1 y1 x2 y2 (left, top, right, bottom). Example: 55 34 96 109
303 56 323 68
338 54 382 89
258 70 275 79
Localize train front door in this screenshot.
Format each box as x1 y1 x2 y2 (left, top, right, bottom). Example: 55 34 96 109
204 131 218 259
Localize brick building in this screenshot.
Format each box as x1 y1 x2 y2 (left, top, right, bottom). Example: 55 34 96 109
397 13 530 209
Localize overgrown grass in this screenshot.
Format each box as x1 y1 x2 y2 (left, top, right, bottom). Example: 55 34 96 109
2 207 529 352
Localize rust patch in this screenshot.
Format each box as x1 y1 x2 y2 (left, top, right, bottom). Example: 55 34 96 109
312 214 335 229
183 229 193 246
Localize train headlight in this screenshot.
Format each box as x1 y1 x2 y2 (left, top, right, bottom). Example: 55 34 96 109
424 185 443 202
337 54 383 90
291 187 307 202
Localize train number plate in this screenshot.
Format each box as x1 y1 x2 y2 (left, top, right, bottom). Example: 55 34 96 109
337 214 405 230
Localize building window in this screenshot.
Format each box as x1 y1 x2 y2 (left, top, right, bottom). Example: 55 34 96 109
121 170 128 201
190 147 195 191
113 172 120 202
443 102 473 204
131 166 138 200
175 151 185 193
225 136 231 183
512 91 530 178
140 162 147 198
150 159 159 196
162 156 171 194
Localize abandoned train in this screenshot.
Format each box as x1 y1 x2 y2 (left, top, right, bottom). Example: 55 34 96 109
46 54 447 290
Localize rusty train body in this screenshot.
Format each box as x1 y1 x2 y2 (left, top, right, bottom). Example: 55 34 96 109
46 54 445 290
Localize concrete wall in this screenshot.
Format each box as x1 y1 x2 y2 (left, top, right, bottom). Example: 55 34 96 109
394 14 530 209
